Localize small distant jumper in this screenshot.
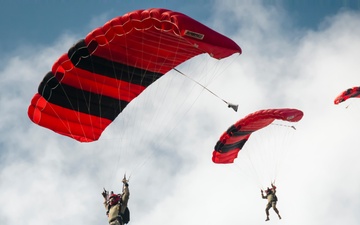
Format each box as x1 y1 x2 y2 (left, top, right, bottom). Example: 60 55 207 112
261 183 281 221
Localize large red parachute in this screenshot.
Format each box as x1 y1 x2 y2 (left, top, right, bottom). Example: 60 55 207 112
212 108 304 164
28 8 241 142
334 86 360 105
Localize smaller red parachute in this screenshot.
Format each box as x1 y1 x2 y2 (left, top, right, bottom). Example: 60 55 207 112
334 87 360 105
212 108 304 164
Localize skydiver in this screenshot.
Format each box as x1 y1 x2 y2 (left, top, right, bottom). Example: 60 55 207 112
261 183 281 221
102 176 130 225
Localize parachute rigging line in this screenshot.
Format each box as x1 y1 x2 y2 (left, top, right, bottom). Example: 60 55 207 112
173 68 238 112
271 123 297 130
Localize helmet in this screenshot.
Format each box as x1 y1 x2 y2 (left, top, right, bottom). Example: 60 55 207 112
109 193 121 206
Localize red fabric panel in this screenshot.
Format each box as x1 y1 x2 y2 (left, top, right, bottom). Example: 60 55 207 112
28 94 112 142
220 133 250 145
84 8 241 73
52 54 146 102
212 149 240 164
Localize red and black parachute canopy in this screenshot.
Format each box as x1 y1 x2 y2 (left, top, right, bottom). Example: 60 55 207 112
334 86 360 105
28 8 241 142
212 108 304 164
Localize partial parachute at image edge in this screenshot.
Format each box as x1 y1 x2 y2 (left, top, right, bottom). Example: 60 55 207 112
334 86 360 105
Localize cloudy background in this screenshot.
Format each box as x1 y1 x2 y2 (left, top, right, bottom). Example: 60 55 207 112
1 0 360 224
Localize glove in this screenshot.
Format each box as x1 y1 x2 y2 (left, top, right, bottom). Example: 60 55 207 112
102 189 107 198
102 191 107 198
122 178 129 186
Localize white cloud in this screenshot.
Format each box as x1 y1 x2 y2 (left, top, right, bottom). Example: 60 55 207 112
1 1 360 225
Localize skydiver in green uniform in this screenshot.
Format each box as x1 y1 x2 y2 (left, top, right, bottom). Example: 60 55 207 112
261 183 281 221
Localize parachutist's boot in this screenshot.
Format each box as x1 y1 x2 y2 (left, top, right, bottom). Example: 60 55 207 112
265 217 269 221
278 214 282 219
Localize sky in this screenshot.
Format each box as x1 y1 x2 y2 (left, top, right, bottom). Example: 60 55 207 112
1 0 360 225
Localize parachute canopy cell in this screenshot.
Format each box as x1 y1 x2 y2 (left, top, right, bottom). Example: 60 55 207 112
212 108 304 164
27 8 242 142
334 87 360 104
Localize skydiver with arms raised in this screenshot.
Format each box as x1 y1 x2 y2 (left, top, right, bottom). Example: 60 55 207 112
102 175 130 225
261 183 281 221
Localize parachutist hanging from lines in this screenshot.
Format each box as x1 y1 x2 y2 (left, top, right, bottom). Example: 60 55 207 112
102 175 130 225
261 183 281 221
212 109 303 221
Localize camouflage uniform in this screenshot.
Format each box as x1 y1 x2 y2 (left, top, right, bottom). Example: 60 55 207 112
261 185 281 221
104 183 130 225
